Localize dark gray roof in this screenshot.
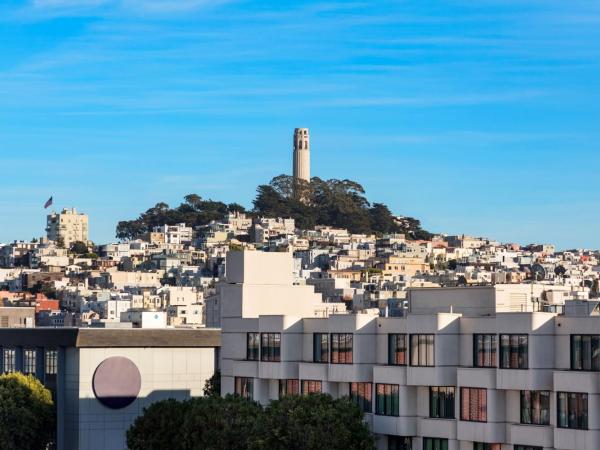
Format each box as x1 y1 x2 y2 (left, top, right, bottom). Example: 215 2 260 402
0 327 221 348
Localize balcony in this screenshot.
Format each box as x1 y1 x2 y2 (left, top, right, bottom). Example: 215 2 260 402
496 368 553 391
508 424 553 448
373 414 417 437
457 419 506 443
553 370 600 394
419 417 457 440
407 365 456 386
457 367 497 390
554 428 600 450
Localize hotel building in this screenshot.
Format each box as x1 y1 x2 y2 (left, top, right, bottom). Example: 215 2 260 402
222 251 600 450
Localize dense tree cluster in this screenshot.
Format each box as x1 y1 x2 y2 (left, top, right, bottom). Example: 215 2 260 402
116 194 247 240
254 175 433 237
127 393 374 450
115 176 432 240
0 373 55 450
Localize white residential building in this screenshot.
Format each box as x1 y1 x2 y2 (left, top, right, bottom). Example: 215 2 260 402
222 250 600 450
152 223 193 245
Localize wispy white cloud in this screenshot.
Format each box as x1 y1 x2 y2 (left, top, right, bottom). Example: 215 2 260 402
27 0 230 16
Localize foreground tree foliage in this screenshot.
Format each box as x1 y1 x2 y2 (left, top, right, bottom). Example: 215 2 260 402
116 175 432 239
127 395 262 450
249 394 375 450
126 393 374 450
0 373 55 450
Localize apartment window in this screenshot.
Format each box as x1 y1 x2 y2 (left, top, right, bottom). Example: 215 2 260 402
570 335 600 371
473 444 500 450
23 349 36 375
301 380 322 394
388 436 411 450
460 387 487 422
350 382 372 413
279 379 299 398
473 334 497 368
520 390 550 425
246 333 259 361
313 333 329 363
429 387 455 419
500 334 528 369
423 437 448 450
375 383 399 416
557 392 588 430
234 377 253 400
2 348 15 373
45 349 58 375
260 333 281 362
388 334 407 365
514 446 542 450
410 334 434 366
331 333 353 364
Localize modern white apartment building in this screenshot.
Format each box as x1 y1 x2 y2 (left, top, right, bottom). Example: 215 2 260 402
46 208 89 247
222 251 600 450
152 223 193 245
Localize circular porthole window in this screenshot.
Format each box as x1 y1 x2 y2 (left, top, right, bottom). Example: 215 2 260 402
92 356 141 409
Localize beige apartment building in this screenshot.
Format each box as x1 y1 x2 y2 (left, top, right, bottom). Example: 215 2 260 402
46 208 89 247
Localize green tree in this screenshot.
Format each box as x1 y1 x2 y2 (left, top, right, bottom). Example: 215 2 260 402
126 398 188 450
250 393 374 450
127 395 262 450
0 373 55 450
70 240 88 254
203 370 221 397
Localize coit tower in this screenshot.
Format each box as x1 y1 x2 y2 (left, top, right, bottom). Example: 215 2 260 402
293 128 310 183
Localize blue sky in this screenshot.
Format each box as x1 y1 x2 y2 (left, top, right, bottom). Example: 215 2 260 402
0 0 599 249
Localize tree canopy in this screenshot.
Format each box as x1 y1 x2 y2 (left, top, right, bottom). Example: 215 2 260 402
116 196 246 240
126 393 374 450
0 372 55 450
115 175 432 240
250 393 374 450
254 175 432 237
126 394 262 450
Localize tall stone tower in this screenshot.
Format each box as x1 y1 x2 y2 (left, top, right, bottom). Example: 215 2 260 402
293 128 310 183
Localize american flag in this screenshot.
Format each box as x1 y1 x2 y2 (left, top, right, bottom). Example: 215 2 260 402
44 196 53 209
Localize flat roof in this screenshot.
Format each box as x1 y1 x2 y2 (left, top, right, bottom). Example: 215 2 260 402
0 327 221 348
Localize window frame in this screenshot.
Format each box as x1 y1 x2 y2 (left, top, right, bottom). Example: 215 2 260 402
234 376 253 400
499 334 528 369
429 386 455 419
260 332 281 362
375 383 399 417
388 333 407 366
473 334 497 368
570 334 600 372
423 437 448 450
410 334 435 367
301 379 322 394
460 387 487 422
520 390 550 425
350 382 372 413
313 333 329 363
330 333 353 364
278 379 299 398
557 391 588 430
246 332 260 361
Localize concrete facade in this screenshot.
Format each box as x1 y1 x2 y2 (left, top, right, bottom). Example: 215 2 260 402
46 208 89 247
222 251 600 450
0 328 220 450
